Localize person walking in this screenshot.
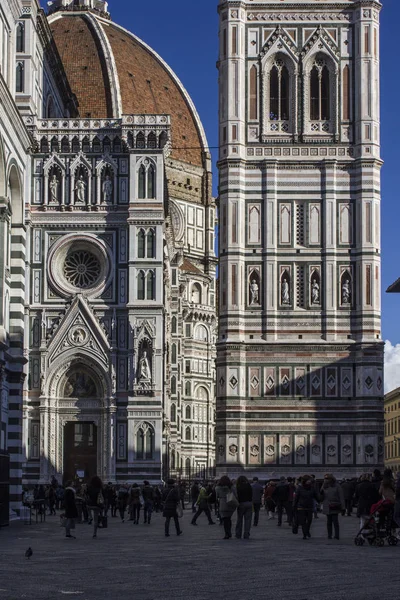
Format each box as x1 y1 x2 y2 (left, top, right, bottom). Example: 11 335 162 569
235 475 253 540
273 476 290 527
394 472 400 534
86 475 104 538
264 481 276 520
286 477 295 526
142 480 154 524
293 475 320 540
251 477 264 527
162 479 182 537
379 469 395 504
63 481 78 539
191 484 215 526
320 474 345 540
48 485 56 516
129 484 142 524
179 482 186 511
341 479 355 516
216 476 238 539
117 485 129 522
103 482 115 518
191 481 200 513
354 474 379 532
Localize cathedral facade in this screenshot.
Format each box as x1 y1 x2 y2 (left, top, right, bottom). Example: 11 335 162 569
217 0 384 478
1 0 216 507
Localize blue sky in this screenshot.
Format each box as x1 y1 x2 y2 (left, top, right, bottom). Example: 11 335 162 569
42 0 400 368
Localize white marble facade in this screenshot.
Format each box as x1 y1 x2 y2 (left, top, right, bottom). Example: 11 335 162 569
0 0 217 503
217 0 384 478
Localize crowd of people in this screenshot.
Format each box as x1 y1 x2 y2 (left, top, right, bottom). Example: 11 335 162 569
22 468 400 542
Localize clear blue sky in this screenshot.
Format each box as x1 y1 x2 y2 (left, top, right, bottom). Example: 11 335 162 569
42 0 398 344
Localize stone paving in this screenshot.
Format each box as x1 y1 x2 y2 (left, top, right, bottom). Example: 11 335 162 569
0 508 399 600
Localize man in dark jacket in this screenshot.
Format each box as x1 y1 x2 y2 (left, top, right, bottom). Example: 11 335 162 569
341 479 356 516
293 476 320 539
191 481 200 513
354 474 379 529
272 477 290 526
251 477 264 526
142 480 154 524
162 479 182 537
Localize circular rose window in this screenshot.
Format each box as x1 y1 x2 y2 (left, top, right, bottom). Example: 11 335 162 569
47 234 112 298
64 250 101 289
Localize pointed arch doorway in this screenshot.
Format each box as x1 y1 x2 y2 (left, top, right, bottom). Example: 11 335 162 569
61 368 101 484
43 358 115 485
63 422 98 484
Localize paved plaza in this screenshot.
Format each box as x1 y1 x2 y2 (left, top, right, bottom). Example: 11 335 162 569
0 509 399 600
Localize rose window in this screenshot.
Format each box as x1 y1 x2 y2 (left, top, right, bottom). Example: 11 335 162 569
63 250 101 289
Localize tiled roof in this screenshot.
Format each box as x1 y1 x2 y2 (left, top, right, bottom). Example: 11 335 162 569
49 13 205 167
179 258 202 274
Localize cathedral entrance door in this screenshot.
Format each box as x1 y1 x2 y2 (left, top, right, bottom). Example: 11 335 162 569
63 422 97 484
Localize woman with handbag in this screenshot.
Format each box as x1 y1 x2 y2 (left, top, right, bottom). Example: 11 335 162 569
162 479 183 537
320 474 345 540
216 476 238 539
86 475 104 538
63 481 78 539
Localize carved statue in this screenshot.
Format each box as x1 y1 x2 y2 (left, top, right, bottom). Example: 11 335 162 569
342 279 351 305
49 174 59 203
102 175 113 203
138 350 151 382
74 175 86 204
281 277 290 305
311 279 320 305
250 279 259 305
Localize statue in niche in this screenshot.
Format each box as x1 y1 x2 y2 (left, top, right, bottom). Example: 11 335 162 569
102 174 113 203
311 279 320 305
49 174 59 203
138 350 151 382
74 174 86 204
342 279 351 305
281 277 290 305
250 279 259 305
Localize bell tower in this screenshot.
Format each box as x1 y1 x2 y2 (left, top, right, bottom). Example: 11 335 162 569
217 0 384 478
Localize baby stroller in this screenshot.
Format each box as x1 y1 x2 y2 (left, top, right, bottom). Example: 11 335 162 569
354 499 398 547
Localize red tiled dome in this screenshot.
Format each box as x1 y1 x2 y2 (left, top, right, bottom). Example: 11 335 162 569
49 11 207 167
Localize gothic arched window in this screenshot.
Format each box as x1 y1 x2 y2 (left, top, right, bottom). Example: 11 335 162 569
136 423 155 460
16 23 25 53
185 381 191 397
138 229 146 258
147 229 155 258
138 165 146 199
185 426 191 441
185 405 191 420
171 376 177 395
136 428 145 459
138 270 145 300
171 343 177 364
172 316 177 334
343 64 350 121
171 403 176 422
136 132 145 149
145 428 154 459
148 165 155 198
148 132 157 149
249 65 258 120
146 271 155 300
310 61 330 121
16 62 24 93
